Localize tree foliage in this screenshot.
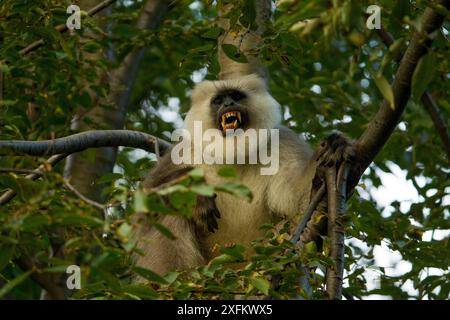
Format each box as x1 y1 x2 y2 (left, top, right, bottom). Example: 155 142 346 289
0 0 449 299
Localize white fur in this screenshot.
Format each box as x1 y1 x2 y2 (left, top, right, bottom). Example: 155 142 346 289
185 75 315 259
136 75 316 275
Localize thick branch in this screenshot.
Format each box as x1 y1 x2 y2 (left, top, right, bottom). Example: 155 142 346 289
294 3 448 298
325 164 349 300
0 130 170 157
18 0 118 56
354 2 449 182
376 27 450 162
17 254 66 300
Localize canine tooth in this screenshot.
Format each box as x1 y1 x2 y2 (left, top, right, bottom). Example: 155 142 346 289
237 112 241 122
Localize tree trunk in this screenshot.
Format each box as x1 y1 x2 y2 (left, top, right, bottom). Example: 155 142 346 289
64 0 169 202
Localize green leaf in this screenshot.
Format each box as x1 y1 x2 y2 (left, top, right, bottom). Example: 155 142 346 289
221 44 248 63
59 215 103 226
215 182 253 200
163 271 180 284
412 53 436 101
188 168 204 180
158 184 189 196
133 191 149 213
250 275 270 295
240 0 257 29
83 41 102 53
373 74 395 110
42 265 70 273
0 271 32 298
220 244 246 260
169 190 196 211
0 175 22 197
217 166 237 177
0 245 15 271
97 173 123 184
188 44 215 54
0 100 18 107
21 214 51 231
117 222 133 241
154 223 176 240
388 38 406 57
201 27 224 39
303 241 317 255
133 267 168 284
190 184 215 197
208 254 237 266
122 284 158 299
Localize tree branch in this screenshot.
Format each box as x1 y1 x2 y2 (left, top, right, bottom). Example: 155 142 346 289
291 2 448 298
353 2 449 184
0 154 67 206
376 26 450 162
291 184 326 244
17 254 66 300
0 130 171 157
325 163 349 300
18 0 118 56
63 179 106 210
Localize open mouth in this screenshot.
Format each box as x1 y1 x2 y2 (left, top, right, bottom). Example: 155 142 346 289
220 111 242 131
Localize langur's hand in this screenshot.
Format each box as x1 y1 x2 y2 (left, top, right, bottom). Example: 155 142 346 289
193 195 221 233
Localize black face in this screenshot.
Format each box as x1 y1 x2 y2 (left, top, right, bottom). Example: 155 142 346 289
211 89 249 134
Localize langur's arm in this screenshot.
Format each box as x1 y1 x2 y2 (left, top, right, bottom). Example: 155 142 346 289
134 151 220 275
266 129 353 221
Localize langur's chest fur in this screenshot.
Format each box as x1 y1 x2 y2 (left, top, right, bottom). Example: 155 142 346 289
199 165 275 259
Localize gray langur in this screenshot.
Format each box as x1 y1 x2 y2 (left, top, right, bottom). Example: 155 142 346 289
134 74 351 275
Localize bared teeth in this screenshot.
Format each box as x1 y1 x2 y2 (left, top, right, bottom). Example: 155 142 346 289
221 111 242 130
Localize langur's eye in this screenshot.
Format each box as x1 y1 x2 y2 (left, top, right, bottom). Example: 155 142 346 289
212 96 222 105
231 91 246 101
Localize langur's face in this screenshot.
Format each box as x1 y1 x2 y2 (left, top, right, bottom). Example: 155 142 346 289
211 88 249 134
185 74 282 136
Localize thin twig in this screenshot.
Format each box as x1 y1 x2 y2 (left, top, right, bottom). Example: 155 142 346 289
63 179 105 210
18 0 118 56
0 154 67 206
143 172 192 195
267 183 326 299
291 184 326 245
